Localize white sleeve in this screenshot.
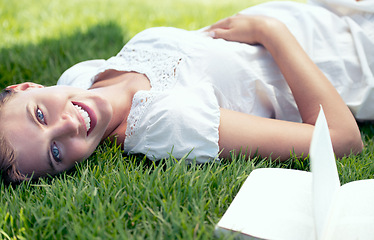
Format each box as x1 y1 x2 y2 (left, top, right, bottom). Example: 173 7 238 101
124 83 221 163
57 60 105 89
308 0 374 15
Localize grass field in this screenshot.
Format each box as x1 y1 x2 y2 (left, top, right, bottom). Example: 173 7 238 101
1 0 374 239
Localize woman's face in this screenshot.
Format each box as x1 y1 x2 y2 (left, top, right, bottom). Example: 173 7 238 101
1 83 113 177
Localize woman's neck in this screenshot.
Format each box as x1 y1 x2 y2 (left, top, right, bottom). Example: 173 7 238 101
89 70 151 144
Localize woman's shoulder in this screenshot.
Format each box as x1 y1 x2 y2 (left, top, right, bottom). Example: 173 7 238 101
57 59 106 89
124 26 216 53
128 27 190 41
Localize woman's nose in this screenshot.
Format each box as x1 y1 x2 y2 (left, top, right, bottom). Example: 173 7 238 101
52 112 80 138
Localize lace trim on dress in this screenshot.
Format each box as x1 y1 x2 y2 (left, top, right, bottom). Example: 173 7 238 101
111 47 183 139
125 91 156 138
115 47 183 91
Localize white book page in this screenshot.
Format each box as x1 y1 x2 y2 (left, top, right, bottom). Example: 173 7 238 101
322 179 374 240
309 107 341 239
216 168 316 240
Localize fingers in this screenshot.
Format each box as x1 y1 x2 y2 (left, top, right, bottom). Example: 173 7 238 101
206 14 244 32
205 17 235 40
209 29 232 40
204 15 276 45
205 17 231 32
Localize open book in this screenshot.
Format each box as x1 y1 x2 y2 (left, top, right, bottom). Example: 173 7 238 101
215 107 374 240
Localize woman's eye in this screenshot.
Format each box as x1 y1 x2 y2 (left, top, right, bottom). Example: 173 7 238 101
51 143 62 163
36 108 46 124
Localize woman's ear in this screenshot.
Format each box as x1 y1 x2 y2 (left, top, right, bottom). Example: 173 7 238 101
6 82 45 92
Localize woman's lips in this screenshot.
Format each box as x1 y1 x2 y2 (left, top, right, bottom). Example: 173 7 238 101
72 101 97 136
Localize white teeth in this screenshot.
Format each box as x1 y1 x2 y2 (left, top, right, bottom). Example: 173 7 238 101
73 104 91 132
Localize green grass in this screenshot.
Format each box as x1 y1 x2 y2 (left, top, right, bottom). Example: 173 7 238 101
0 0 373 239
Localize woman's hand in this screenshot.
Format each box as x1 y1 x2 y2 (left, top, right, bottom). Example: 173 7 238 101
205 15 280 45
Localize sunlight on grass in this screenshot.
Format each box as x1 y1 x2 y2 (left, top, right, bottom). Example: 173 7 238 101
0 0 305 47
0 0 253 47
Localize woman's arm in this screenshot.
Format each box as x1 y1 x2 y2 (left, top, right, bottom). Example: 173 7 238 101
207 15 363 159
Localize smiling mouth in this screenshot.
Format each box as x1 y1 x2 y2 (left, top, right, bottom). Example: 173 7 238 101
73 104 91 133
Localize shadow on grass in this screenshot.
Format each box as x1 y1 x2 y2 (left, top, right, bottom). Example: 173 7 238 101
0 22 128 88
359 121 374 139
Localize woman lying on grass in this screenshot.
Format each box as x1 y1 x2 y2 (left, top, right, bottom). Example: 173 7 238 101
1 0 372 183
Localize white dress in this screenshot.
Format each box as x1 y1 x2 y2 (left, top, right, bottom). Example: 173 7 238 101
57 1 374 162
